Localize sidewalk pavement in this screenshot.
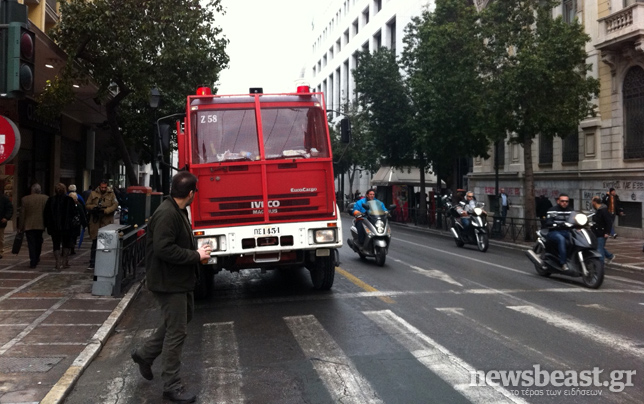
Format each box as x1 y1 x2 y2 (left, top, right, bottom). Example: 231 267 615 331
391 221 644 272
0 232 142 404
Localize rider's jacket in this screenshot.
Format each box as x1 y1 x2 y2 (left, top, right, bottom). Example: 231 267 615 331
353 197 387 215
544 205 572 229
456 199 477 216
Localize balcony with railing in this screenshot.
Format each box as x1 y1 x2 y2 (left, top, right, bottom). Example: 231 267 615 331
596 3 644 52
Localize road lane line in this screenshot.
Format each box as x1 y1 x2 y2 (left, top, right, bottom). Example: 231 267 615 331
284 315 383 404
336 267 395 304
390 257 463 287
201 322 244 404
364 310 527 404
508 305 644 359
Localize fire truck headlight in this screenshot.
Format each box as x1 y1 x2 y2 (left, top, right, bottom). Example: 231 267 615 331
197 237 218 251
314 229 336 243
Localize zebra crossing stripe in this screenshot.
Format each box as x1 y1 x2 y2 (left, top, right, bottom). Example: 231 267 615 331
364 310 527 404
508 305 644 359
201 322 245 404
284 315 383 404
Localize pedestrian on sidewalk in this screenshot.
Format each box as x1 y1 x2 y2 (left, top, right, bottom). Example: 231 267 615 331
85 180 118 269
68 192 87 255
498 188 511 225
602 187 623 238
43 183 76 271
131 171 210 403
591 196 615 266
0 191 13 258
19 184 49 268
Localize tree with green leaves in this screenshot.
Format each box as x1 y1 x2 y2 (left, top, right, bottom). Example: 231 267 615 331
330 101 379 199
401 0 491 192
41 0 229 186
480 0 599 226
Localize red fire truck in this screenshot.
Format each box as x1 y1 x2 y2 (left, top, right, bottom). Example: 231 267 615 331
175 86 347 297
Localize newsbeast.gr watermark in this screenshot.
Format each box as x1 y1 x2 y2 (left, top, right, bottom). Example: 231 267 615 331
470 365 636 396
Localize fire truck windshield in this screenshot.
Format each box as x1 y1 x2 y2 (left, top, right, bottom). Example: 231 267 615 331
191 106 329 164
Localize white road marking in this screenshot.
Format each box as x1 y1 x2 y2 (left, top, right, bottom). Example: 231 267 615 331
508 305 644 359
200 322 245 404
284 315 383 404
364 309 527 404
390 257 463 287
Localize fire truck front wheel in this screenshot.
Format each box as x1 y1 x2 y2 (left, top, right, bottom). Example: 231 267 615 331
310 255 335 290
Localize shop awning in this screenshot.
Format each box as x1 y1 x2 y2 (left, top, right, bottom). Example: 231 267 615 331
370 166 445 187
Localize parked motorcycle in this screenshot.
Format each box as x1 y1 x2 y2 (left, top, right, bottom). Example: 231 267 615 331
525 210 604 289
442 195 489 252
347 201 396 266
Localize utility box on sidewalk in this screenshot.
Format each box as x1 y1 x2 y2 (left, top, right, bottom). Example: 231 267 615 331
127 186 152 226
92 224 130 296
150 191 163 216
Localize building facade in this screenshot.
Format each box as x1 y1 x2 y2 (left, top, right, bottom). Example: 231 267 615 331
307 0 435 196
469 0 644 238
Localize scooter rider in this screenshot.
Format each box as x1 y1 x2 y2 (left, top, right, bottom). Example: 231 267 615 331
457 192 479 229
353 189 387 244
544 194 572 271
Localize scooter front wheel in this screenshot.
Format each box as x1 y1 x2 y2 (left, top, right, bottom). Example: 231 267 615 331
532 244 551 277
581 257 604 289
375 246 386 266
476 233 489 252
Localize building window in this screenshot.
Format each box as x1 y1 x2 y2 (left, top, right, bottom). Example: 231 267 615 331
362 7 369 26
329 47 334 61
374 0 382 14
362 41 369 53
336 39 341 53
539 135 553 165
563 0 576 24
373 30 381 50
344 29 349 46
623 66 644 159
561 132 579 163
353 19 359 36
387 18 396 52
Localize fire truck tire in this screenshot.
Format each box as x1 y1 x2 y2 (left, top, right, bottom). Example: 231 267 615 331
195 266 214 299
311 256 335 290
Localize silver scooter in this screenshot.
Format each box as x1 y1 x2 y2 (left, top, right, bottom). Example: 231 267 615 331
347 201 395 266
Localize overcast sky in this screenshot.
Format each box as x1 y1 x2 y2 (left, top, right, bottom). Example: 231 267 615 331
214 0 318 95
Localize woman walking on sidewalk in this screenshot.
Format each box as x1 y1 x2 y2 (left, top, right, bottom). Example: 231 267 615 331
44 183 76 271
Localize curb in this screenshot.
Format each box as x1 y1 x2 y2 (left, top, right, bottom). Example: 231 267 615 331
40 280 144 404
389 221 643 273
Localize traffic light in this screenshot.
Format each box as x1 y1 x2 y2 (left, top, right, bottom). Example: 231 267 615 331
340 118 351 143
5 22 35 97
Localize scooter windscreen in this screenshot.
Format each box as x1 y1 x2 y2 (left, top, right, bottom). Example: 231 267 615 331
363 200 387 216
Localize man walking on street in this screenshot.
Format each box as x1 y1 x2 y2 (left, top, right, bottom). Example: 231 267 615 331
602 187 623 238
0 192 13 258
20 184 49 268
498 188 511 225
131 171 211 403
85 180 118 269
591 196 615 266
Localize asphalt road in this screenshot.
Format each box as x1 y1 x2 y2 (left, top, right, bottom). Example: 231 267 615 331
64 216 644 403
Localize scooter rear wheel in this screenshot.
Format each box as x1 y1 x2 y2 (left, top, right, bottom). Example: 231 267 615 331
581 257 604 289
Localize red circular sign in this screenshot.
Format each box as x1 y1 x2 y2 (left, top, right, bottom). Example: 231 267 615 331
0 116 21 165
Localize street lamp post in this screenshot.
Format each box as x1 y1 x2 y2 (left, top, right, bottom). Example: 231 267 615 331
149 88 161 191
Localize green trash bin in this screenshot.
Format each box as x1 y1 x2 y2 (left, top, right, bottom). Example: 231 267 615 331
150 192 163 216
126 186 152 226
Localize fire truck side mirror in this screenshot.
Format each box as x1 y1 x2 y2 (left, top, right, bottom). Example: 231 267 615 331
340 118 351 144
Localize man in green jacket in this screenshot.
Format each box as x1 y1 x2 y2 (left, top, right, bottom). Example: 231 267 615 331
131 171 211 403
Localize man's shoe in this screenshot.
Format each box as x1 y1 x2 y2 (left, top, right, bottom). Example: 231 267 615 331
612 234 618 239
162 385 196 403
561 264 569 271
130 349 153 380
606 255 616 265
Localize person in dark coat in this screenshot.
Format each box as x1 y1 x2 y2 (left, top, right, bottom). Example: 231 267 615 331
68 192 88 256
0 192 13 258
130 171 211 403
601 187 623 238
591 196 615 265
43 183 76 271
535 195 553 228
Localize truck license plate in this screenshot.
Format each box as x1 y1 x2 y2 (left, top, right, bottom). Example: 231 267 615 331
254 227 280 235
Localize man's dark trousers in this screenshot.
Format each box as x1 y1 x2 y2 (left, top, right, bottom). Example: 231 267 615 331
137 291 194 392
25 230 44 267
